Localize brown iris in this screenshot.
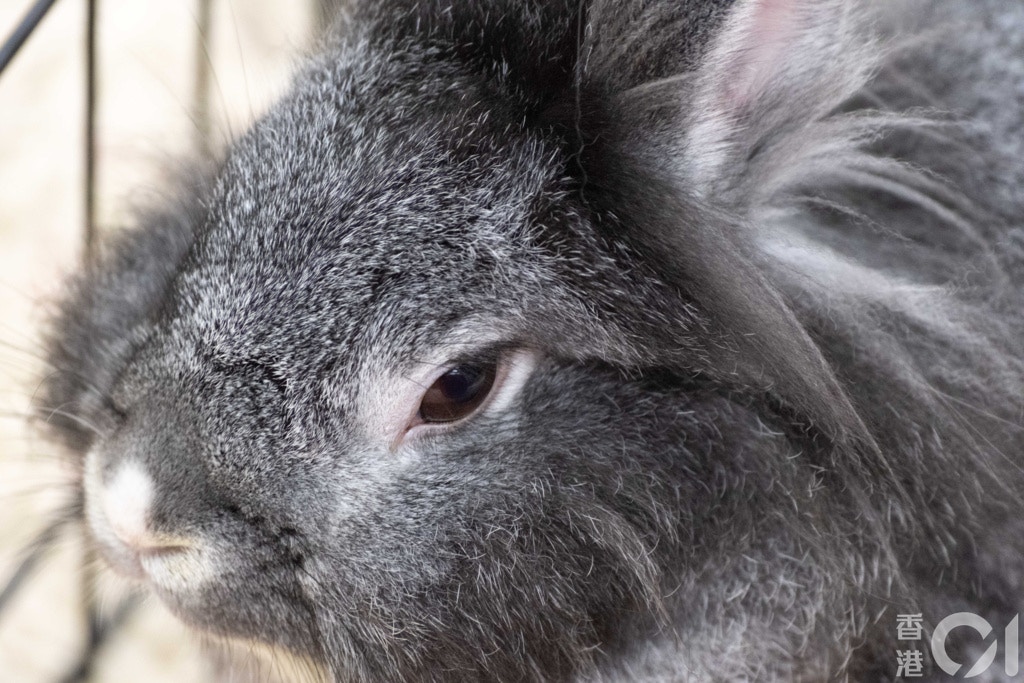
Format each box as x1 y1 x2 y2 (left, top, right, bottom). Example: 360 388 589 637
418 363 497 423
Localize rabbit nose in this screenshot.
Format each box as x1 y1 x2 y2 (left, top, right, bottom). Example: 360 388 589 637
85 452 216 593
99 460 188 556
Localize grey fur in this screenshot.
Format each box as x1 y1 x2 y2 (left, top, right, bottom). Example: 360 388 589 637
37 0 1024 680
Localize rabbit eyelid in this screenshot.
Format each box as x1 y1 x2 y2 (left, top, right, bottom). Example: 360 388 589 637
398 348 538 450
362 346 538 454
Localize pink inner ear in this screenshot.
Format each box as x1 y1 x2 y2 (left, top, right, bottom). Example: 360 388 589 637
717 0 805 111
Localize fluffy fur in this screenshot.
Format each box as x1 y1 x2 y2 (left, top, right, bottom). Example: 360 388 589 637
38 0 1024 680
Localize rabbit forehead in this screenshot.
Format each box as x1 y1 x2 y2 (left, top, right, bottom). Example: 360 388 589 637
172 181 548 370
165 63 566 370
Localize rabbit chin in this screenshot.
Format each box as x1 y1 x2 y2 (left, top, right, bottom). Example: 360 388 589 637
205 635 332 683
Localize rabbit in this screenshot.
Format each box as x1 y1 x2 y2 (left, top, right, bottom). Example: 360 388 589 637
35 0 1024 680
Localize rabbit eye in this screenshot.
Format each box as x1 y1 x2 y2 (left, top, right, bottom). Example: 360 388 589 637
418 363 497 423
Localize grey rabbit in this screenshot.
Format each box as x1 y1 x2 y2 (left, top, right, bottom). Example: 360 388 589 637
36 0 1024 680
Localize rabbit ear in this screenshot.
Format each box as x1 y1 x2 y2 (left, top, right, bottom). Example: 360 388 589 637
552 1 879 451
684 0 876 194
577 143 873 453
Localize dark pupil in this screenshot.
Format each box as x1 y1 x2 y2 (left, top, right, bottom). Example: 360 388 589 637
419 363 496 423
438 366 484 403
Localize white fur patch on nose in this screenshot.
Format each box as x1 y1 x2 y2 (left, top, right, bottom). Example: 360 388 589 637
102 460 155 549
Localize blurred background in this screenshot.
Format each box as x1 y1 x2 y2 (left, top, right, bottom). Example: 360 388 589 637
0 1 325 680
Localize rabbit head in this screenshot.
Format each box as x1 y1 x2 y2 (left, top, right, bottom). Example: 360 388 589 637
40 0 1016 680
